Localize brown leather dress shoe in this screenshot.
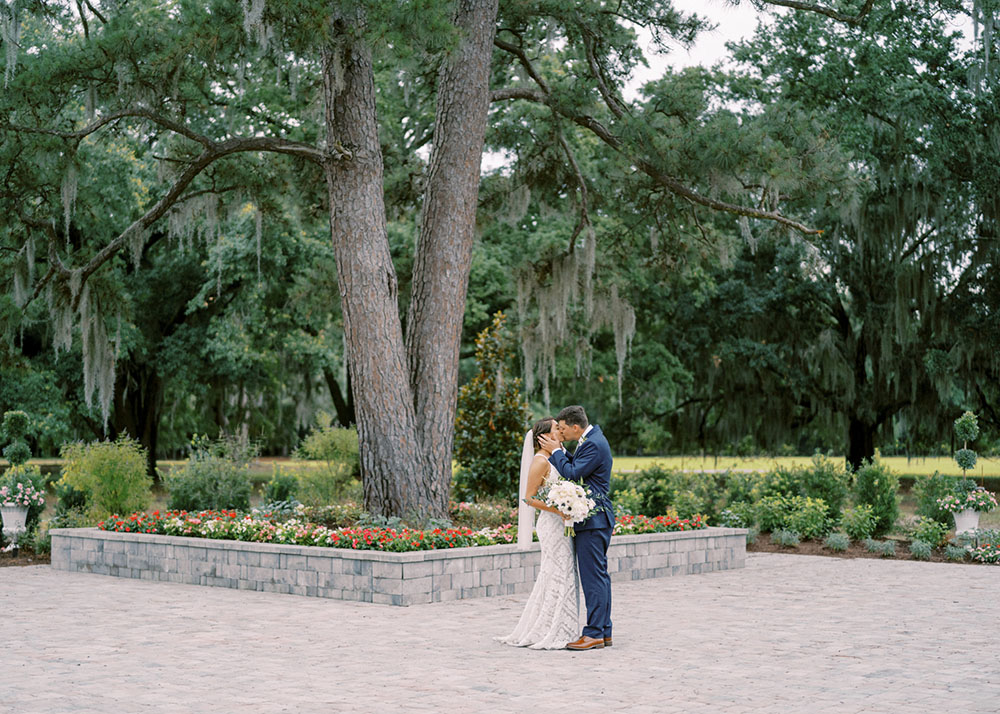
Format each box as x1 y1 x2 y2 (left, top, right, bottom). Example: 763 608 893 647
604 637 612 647
566 636 605 650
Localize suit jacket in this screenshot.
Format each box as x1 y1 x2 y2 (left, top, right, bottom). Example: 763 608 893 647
548 425 615 531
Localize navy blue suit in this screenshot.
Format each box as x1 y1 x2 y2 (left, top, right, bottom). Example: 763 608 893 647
548 425 615 640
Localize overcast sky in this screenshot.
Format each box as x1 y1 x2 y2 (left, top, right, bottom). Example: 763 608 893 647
624 0 765 98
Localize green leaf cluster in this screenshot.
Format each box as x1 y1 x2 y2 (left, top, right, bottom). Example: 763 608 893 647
453 312 529 501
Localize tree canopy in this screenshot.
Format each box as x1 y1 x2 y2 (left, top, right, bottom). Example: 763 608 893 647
2 0 998 515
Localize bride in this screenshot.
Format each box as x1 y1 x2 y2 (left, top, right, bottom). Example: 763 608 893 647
496 417 581 649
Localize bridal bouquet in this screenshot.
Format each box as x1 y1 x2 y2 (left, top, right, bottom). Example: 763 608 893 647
540 478 597 536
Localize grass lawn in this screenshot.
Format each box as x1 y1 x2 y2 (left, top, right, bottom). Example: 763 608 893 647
11 454 1000 480
611 454 1000 478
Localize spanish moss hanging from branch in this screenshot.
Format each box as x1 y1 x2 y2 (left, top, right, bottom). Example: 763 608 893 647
517 228 635 410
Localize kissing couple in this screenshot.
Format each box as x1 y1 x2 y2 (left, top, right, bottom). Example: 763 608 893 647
497 405 615 651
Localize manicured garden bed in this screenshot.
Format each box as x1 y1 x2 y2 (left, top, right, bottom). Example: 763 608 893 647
49 520 747 606
92 509 707 551
747 532 1000 565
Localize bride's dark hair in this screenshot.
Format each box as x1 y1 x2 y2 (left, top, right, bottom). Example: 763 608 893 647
532 417 556 451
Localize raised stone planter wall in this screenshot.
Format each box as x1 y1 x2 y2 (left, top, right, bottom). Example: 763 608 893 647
50 527 746 606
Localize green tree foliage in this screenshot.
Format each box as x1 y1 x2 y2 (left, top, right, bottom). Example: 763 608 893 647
453 312 529 501
723 3 1000 468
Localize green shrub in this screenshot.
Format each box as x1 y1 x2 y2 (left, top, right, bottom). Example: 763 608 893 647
944 544 967 562
2 410 32 467
955 448 977 471
449 499 515 529
913 471 957 527
295 464 362 507
59 437 151 518
824 532 850 551
954 410 980 443
878 540 896 558
190 432 260 466
800 454 850 520
841 504 877 540
771 529 800 547
737 456 848 522
785 498 833 539
166 456 251 511
863 537 881 553
612 486 643 516
299 502 365 529
31 521 51 555
718 501 756 528
909 540 932 560
264 467 299 504
723 470 766 504
746 526 759 545
3 440 31 467
452 312 530 501
756 465 803 500
54 478 88 516
852 458 900 536
612 466 726 522
297 416 359 471
909 516 949 548
755 495 830 538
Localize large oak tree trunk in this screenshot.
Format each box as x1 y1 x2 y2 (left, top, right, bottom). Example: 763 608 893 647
406 0 500 516
111 364 163 480
846 415 875 472
322 16 433 518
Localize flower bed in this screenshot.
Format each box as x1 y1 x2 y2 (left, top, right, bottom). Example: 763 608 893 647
967 541 1000 564
96 509 707 552
53 516 741 606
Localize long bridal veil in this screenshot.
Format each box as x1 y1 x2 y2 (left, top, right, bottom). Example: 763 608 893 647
516 429 535 548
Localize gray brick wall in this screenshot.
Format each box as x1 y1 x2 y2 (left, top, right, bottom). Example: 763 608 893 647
50 527 747 606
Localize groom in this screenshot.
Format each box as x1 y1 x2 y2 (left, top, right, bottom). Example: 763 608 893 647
539 405 615 651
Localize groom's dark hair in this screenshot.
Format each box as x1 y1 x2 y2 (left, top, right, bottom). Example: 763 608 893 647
556 405 588 428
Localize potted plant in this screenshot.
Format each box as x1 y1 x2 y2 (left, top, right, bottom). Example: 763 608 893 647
1 410 46 551
937 486 998 535
0 470 46 549
940 411 991 535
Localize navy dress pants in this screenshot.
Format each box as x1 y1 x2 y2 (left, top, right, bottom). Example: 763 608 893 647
575 526 612 639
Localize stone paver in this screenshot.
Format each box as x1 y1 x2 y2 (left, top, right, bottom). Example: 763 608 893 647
2 554 997 713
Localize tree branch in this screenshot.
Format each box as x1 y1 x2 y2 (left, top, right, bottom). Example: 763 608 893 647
556 130 590 251
74 0 90 40
493 38 552 94
7 107 215 148
751 0 875 25
82 0 107 24
581 31 627 120
71 135 327 306
491 44 822 235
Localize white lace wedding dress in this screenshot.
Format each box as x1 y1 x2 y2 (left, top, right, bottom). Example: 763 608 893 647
497 465 581 650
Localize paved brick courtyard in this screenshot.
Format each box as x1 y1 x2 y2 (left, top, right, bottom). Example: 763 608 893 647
2 553 997 713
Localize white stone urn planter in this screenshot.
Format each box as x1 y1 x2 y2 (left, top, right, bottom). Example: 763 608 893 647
953 508 980 536
1 504 29 542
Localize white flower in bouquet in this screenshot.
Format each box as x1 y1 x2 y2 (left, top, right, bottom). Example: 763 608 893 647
543 479 597 536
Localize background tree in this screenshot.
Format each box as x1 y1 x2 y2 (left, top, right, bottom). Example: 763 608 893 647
453 312 529 501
